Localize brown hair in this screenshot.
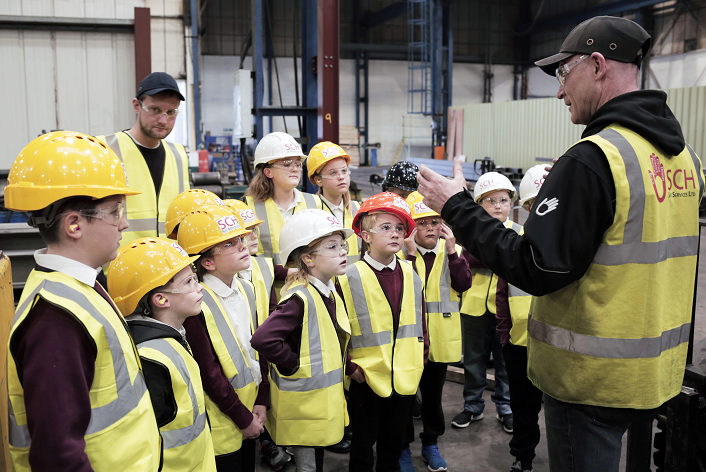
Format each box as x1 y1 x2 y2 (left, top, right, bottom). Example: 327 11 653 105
195 247 216 282
244 165 275 202
316 184 351 213
34 196 105 246
280 244 318 296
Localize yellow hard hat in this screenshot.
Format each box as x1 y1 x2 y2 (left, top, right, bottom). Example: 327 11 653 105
406 191 439 220
107 237 199 317
177 206 252 255
306 141 350 185
222 199 264 228
5 131 140 212
165 189 228 239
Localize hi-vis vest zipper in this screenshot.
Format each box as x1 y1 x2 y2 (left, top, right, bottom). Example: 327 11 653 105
338 259 425 398
266 283 350 447
200 282 258 455
8 270 161 472
321 199 362 266
136 337 217 472
460 220 522 316
97 132 190 248
529 125 704 409
412 240 463 363
245 193 322 266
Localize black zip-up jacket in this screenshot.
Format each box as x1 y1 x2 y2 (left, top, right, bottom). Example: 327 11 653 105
129 319 191 428
442 90 688 296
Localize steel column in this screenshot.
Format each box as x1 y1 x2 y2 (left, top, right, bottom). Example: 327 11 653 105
189 0 201 148
134 7 152 89
317 0 339 145
252 0 265 140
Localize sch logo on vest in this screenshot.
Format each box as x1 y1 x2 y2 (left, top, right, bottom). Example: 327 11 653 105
648 153 698 203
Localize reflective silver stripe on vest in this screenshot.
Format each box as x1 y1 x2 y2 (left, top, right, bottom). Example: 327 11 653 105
508 285 530 298
593 129 700 266
404 266 424 339
528 315 691 359
165 141 186 194
201 289 255 389
140 338 206 449
269 287 343 392
425 246 460 314
301 192 317 209
9 279 148 446
239 280 257 330
686 144 705 200
253 256 274 299
346 264 392 349
253 201 275 261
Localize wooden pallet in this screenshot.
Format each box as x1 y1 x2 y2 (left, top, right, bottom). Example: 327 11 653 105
340 125 360 166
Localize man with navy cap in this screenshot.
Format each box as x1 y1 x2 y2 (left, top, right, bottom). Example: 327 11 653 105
97 72 190 248
417 16 704 472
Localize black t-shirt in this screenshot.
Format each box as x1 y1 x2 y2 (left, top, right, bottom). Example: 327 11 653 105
124 131 165 195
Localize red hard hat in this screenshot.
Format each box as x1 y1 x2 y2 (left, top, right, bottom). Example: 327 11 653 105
352 192 415 238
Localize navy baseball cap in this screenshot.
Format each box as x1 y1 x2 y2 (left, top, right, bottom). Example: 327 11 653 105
136 72 185 100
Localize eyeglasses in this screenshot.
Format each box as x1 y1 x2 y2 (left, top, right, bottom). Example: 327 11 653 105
481 197 511 207
213 236 248 255
160 273 201 294
78 202 125 226
319 168 351 179
556 55 587 86
140 101 179 120
417 218 442 228
247 226 260 239
367 223 407 235
311 241 349 257
271 160 302 171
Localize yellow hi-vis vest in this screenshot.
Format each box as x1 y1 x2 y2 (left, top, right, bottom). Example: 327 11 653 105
321 199 362 266
136 338 217 472
528 125 704 409
338 259 425 398
266 283 351 447
245 193 322 266
97 132 190 248
200 282 258 455
507 284 532 347
412 240 463 363
251 256 275 326
8 270 161 472
460 219 522 316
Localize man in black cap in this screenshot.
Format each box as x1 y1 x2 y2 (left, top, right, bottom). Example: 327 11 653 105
97 72 190 249
416 15 704 472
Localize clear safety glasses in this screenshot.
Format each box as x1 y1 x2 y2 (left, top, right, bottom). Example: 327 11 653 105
270 159 303 171
319 168 351 179
367 223 407 235
417 218 442 228
481 197 511 207
556 55 587 86
213 235 248 255
78 202 125 226
311 241 349 257
140 101 179 120
246 226 261 239
160 273 201 294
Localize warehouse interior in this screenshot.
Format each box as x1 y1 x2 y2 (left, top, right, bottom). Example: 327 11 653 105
3 0 706 471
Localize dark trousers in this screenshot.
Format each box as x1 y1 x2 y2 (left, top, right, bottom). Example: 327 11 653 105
405 361 448 447
503 343 543 466
349 380 414 472
215 438 256 472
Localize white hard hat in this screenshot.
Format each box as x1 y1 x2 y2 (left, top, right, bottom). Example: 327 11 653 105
253 132 306 168
279 209 355 267
473 172 516 202
519 165 547 211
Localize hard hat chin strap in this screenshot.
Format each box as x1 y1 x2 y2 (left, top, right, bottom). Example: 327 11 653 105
26 198 71 228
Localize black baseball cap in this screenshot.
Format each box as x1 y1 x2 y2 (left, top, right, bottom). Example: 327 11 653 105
136 72 185 100
535 16 651 76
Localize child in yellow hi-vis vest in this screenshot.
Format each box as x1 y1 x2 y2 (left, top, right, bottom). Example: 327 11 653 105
452 172 519 435
337 192 429 472
177 206 268 472
495 165 546 472
399 192 472 472
251 209 354 472
109 238 217 472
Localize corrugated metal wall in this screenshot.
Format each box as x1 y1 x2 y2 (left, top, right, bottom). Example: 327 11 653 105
456 86 706 170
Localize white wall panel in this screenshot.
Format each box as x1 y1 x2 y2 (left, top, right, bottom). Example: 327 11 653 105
1 1 23 15
22 32 58 137
151 18 186 78
54 0 83 18
84 0 118 19
0 31 29 168
21 0 53 16
55 32 89 132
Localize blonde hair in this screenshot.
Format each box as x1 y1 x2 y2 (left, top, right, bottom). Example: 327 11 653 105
360 213 378 232
244 165 275 202
316 184 352 212
280 243 319 296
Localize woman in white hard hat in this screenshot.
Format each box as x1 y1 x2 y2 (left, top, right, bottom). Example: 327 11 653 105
251 209 355 472
452 172 518 435
244 132 323 269
494 165 545 472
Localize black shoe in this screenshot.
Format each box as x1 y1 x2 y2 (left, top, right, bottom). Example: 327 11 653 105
325 439 351 454
343 425 352 441
510 460 533 472
261 440 291 470
412 397 422 419
497 413 514 434
451 410 483 428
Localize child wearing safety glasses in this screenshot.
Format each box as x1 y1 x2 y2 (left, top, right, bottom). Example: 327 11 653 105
176 206 269 472
251 209 355 472
336 192 429 472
